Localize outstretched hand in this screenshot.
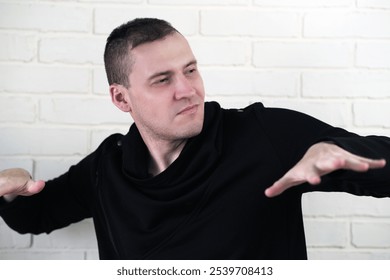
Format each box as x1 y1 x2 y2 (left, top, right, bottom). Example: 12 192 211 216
0 168 45 200
265 142 387 198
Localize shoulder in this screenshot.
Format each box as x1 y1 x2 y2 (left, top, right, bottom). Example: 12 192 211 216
97 133 123 150
90 133 125 161
205 101 266 120
204 100 331 130
239 102 330 129
212 101 336 140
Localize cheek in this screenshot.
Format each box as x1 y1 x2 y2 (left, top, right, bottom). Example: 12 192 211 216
141 98 172 122
194 78 205 97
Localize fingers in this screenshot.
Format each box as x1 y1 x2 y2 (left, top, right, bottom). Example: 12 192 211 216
265 180 290 198
265 159 386 198
264 172 321 198
264 182 282 198
358 158 386 170
327 157 386 173
265 156 330 198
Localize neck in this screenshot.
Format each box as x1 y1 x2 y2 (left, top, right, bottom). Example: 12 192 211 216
143 137 187 176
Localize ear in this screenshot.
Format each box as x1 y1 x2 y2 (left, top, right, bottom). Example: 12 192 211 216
110 84 132 112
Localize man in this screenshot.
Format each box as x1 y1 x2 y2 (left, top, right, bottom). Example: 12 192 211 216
0 18 390 259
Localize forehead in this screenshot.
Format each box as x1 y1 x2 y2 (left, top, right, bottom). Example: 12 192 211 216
130 33 196 74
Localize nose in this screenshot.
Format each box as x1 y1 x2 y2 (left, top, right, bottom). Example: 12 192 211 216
174 74 195 100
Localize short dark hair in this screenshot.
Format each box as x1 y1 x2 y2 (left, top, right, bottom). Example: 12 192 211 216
104 18 178 87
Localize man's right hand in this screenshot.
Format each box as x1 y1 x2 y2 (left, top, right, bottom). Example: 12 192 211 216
0 168 45 201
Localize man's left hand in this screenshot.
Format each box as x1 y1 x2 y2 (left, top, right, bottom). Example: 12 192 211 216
265 142 386 197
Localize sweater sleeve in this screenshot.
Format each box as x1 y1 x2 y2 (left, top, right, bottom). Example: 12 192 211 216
315 135 390 197
0 133 121 234
251 103 390 197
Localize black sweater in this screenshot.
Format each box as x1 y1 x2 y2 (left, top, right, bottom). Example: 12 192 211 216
1 102 390 259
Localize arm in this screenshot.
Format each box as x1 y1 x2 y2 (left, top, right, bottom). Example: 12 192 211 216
0 165 93 235
0 168 46 201
0 133 122 234
251 103 390 198
0 157 97 234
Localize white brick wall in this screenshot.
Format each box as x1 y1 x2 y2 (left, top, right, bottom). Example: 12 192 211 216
356 42 390 68
1 0 390 260
201 10 300 37
253 42 354 68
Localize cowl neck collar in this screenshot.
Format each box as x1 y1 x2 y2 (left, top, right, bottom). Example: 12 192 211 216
120 102 224 195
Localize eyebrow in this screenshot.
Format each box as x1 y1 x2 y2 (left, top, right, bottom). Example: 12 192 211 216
185 59 198 68
147 60 198 81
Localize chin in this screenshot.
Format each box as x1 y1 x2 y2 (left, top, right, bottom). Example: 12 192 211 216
171 110 205 139
176 122 204 140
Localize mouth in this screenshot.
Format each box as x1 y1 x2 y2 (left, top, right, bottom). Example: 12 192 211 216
178 104 199 115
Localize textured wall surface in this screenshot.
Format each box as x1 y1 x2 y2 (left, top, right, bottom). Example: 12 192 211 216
1 0 390 260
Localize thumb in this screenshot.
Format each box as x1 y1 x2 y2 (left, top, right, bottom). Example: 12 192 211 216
4 179 46 202
21 179 46 196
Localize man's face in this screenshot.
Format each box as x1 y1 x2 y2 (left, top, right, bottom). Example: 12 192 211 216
126 32 205 142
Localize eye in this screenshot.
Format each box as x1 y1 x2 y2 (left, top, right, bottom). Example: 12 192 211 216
158 77 169 83
185 66 197 76
152 76 170 86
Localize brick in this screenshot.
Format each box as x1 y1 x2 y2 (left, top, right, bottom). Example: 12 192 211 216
85 250 99 260
0 159 33 173
0 65 89 94
40 97 132 125
202 69 299 96
352 221 390 248
264 100 351 127
307 250 390 260
302 71 390 98
253 42 354 68
303 219 348 247
356 42 390 68
358 0 390 9
0 96 36 123
0 250 85 260
0 33 36 62
0 221 31 249
33 219 97 249
81 0 141 2
189 39 249 66
94 8 198 35
201 10 299 37
0 127 88 156
302 192 390 217
254 0 354 7
93 67 108 95
353 101 390 128
0 3 91 32
34 157 82 181
39 37 106 65
304 11 390 38
149 0 249 4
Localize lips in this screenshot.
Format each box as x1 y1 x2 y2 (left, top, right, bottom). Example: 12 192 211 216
178 104 198 115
